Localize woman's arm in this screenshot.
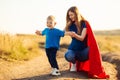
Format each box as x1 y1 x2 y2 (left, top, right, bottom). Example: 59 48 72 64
71 28 87 41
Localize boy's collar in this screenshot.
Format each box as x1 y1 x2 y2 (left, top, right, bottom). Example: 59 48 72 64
48 27 54 29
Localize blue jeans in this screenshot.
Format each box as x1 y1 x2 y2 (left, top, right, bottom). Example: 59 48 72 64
65 47 89 63
45 47 59 69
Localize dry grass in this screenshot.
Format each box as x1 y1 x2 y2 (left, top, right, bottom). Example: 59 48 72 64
95 35 120 53
0 33 43 61
0 32 120 61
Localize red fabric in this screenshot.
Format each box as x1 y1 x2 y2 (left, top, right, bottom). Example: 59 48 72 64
69 21 109 79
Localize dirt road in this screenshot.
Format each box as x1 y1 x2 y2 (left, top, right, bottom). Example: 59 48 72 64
0 51 118 80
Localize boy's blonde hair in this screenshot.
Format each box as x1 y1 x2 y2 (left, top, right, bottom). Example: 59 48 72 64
47 15 56 22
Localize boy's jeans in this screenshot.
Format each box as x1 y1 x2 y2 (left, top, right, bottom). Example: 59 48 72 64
65 47 89 63
45 47 59 69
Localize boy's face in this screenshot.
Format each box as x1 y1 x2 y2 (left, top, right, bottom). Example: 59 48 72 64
46 19 56 29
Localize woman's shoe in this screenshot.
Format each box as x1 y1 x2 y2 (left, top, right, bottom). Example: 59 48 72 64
70 63 76 71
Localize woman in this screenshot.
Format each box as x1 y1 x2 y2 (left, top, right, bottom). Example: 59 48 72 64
64 6 109 79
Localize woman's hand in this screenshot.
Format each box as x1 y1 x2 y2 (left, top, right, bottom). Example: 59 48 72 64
69 31 76 37
69 28 87 41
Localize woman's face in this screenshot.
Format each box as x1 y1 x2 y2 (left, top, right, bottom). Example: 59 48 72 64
68 11 76 22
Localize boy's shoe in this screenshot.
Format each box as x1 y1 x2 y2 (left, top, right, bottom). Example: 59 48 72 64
50 68 54 74
70 63 76 72
51 68 61 76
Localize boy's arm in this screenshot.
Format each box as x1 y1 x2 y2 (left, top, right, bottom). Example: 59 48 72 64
35 30 42 35
64 31 71 36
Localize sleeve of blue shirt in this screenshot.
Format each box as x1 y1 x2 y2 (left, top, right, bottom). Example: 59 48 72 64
42 28 47 36
57 29 65 37
82 21 86 28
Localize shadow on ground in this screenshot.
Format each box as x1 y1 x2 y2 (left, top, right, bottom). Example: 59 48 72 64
102 52 120 79
13 70 88 80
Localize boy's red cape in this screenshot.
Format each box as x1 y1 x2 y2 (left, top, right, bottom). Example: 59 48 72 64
70 21 109 79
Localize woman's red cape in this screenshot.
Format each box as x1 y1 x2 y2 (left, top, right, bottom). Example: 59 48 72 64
70 21 109 79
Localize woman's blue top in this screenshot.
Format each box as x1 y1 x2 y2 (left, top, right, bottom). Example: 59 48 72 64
68 21 87 51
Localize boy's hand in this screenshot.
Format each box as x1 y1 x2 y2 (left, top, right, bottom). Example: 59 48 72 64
65 31 72 35
35 30 41 35
69 31 76 37
71 32 76 37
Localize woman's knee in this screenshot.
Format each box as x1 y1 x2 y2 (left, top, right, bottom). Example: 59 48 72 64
64 50 75 62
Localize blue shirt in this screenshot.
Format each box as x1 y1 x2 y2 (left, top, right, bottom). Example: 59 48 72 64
68 21 87 51
42 28 64 49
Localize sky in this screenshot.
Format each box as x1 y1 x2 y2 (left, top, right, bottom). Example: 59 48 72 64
0 0 120 34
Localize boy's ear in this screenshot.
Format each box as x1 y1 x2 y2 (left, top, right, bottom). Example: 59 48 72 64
54 22 57 25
